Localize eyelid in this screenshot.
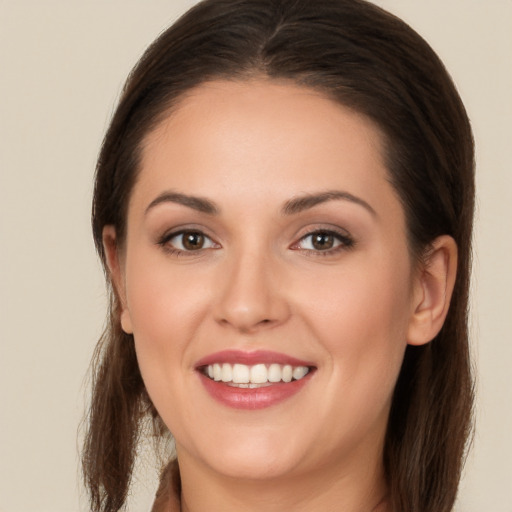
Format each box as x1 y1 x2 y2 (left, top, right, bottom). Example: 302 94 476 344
155 224 354 256
290 227 355 254
157 227 221 255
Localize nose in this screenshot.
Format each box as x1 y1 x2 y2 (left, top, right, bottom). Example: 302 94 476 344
213 249 291 334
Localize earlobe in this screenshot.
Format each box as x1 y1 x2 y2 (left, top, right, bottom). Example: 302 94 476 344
407 235 458 346
102 226 133 334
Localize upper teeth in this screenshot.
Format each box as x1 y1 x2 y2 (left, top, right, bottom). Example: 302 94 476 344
206 363 309 385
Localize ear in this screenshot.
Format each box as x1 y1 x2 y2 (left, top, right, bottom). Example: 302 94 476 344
102 225 133 334
407 235 458 346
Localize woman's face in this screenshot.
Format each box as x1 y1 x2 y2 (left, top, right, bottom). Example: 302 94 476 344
112 80 422 481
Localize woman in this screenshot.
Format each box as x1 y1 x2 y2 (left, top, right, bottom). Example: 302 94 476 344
82 0 475 511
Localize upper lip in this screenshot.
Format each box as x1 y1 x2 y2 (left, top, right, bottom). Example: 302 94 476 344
194 349 315 369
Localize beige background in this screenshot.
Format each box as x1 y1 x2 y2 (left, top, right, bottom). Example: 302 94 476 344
0 1 510 511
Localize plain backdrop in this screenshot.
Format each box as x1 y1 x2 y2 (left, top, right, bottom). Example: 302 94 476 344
0 1 511 511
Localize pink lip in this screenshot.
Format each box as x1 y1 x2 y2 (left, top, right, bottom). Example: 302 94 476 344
195 350 315 410
194 349 314 368
198 372 313 410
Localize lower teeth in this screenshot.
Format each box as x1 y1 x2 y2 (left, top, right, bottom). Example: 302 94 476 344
226 382 274 388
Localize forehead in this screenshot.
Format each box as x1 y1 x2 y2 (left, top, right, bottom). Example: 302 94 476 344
133 79 399 220
143 78 384 165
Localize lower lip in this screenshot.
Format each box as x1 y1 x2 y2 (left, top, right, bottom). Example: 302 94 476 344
198 372 312 410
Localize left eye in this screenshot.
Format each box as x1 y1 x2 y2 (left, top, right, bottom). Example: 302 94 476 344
166 230 217 251
295 230 352 251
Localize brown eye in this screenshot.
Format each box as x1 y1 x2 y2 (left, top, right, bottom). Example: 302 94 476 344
182 232 205 250
293 229 354 253
162 230 218 253
311 232 335 250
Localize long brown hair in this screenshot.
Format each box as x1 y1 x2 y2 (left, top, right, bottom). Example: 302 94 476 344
83 1 475 511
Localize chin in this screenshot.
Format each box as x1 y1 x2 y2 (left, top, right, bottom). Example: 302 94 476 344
212 448 305 481
177 423 311 481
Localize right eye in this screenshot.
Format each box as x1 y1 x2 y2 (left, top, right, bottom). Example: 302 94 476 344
160 230 219 253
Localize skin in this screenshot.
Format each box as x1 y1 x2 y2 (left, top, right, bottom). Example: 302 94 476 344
104 79 457 512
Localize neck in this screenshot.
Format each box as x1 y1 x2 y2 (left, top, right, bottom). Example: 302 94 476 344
176 450 389 512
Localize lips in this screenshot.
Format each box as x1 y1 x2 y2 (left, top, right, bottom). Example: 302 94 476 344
195 350 315 410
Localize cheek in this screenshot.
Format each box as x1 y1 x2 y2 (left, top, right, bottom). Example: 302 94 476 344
125 247 210 339
296 251 412 401
122 250 211 405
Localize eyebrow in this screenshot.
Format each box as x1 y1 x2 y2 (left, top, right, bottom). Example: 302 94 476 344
145 191 219 215
145 189 376 218
282 190 376 217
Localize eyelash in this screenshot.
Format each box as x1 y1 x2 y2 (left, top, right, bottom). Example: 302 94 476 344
157 228 355 257
157 229 219 256
291 229 355 256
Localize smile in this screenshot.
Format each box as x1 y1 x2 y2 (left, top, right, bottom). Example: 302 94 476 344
195 350 316 409
203 363 310 387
